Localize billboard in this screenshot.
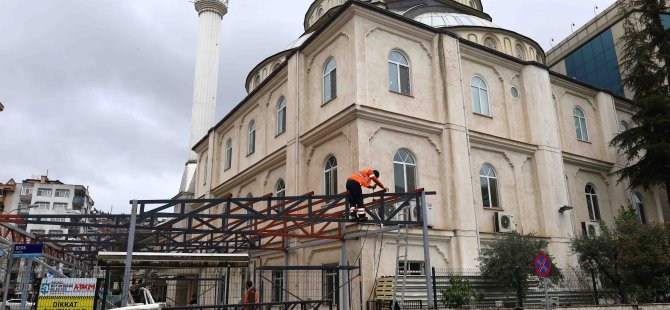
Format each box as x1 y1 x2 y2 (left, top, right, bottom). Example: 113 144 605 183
37 278 97 310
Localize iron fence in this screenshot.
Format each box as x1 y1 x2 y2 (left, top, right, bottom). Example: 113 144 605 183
431 268 600 308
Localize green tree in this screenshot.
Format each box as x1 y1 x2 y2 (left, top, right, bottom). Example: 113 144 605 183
440 275 483 309
572 206 670 303
610 0 670 206
478 232 562 308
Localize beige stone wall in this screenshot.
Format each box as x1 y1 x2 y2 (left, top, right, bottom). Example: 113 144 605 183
457 29 544 62
188 3 669 306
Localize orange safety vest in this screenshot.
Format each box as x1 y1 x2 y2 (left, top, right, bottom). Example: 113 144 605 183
348 168 384 188
243 288 258 307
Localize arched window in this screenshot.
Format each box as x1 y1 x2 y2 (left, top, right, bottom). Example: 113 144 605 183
480 164 499 208
275 179 286 212
483 37 497 50
277 97 287 135
254 75 261 88
225 138 233 170
388 50 411 95
515 44 526 60
317 6 324 17
247 120 256 155
393 150 417 192
272 62 281 71
323 58 337 102
585 184 601 221
632 192 646 224
471 76 491 116
573 107 589 141
324 156 338 195
619 121 629 133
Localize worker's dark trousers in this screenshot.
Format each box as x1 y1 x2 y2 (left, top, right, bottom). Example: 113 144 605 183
346 179 366 217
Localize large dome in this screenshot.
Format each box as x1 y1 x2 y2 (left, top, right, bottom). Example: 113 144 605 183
413 12 499 28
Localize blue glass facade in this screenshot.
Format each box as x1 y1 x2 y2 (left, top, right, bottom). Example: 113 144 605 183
661 13 670 29
565 29 624 96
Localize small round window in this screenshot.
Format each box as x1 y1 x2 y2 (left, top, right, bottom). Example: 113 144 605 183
511 86 520 99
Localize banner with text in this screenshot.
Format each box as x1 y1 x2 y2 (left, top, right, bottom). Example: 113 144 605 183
37 278 97 310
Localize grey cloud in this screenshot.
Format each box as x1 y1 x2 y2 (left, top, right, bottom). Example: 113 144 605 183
0 0 612 212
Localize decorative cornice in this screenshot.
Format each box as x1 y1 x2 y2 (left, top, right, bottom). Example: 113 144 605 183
468 132 537 156
306 32 350 74
562 152 615 172
194 0 228 17
364 26 432 59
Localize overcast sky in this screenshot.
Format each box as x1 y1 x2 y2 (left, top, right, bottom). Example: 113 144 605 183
0 0 616 212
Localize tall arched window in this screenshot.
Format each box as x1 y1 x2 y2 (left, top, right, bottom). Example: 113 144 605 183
515 44 526 60
480 164 499 208
277 97 287 135
254 75 261 88
585 184 601 221
619 121 629 133
573 107 589 141
323 58 337 103
247 120 256 155
483 37 497 50
225 138 233 170
393 150 417 192
471 76 491 116
324 156 338 195
275 179 286 212
632 192 646 224
388 50 411 95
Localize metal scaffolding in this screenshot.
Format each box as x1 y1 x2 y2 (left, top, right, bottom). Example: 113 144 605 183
0 189 437 308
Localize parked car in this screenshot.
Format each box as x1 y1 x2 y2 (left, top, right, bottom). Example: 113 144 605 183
5 298 35 310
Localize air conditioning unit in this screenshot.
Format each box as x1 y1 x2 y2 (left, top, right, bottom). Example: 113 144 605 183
377 201 434 227
494 212 516 233
582 222 601 238
412 203 434 227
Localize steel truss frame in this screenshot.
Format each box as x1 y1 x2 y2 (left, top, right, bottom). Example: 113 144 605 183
0 189 437 308
1 190 433 256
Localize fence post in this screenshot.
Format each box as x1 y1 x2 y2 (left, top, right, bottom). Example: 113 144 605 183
590 268 599 305
101 268 110 310
1 244 15 310
121 201 138 307
431 267 437 309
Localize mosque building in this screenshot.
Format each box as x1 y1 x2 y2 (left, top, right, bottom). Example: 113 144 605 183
179 0 669 305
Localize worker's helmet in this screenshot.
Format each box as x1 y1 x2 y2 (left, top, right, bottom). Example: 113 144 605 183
373 170 380 178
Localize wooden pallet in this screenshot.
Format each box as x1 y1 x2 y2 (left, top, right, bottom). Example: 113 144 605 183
375 276 395 300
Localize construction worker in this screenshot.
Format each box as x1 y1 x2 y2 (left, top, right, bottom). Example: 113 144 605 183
346 168 388 221
242 280 258 309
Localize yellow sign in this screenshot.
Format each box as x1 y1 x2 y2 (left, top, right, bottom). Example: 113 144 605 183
36 297 94 310
37 278 97 310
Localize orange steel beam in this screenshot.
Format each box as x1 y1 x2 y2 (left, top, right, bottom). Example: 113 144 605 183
141 189 424 252
225 189 419 247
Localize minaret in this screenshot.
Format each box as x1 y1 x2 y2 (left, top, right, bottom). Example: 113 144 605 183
179 0 228 193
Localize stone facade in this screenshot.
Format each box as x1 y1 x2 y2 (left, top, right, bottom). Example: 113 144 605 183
185 0 669 305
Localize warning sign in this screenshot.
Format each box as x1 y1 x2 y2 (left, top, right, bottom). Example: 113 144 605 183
37 278 96 310
36 297 95 310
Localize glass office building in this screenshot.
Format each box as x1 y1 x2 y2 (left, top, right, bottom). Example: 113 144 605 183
564 29 624 97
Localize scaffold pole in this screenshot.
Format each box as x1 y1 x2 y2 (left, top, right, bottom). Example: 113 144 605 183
121 200 138 307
